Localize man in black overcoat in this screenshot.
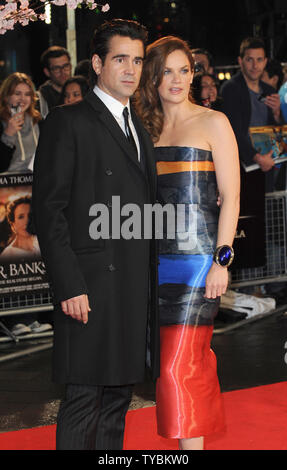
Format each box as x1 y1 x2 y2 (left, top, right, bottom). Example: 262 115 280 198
32 19 159 450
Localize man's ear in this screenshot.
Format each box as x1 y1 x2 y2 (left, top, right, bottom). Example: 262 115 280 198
43 67 51 78
92 54 102 75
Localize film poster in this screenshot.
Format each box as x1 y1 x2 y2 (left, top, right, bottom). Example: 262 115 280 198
0 172 50 297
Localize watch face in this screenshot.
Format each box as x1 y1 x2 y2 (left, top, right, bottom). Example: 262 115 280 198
216 245 234 267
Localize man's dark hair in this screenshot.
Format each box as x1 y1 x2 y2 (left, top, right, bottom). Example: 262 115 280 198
265 58 284 90
90 19 148 85
40 46 71 70
239 37 266 58
191 48 213 66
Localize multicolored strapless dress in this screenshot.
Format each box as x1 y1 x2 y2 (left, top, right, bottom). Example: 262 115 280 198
155 146 225 439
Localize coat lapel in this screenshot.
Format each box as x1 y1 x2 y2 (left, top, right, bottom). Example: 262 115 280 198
85 91 142 171
131 107 157 200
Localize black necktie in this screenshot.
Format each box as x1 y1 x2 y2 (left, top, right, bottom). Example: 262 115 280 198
123 107 138 160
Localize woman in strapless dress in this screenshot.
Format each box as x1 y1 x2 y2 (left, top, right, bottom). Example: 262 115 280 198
135 36 240 450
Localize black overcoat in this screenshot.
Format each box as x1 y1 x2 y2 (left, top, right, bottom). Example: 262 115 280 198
32 91 159 386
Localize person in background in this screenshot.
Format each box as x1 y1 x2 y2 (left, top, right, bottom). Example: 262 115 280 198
74 59 92 87
191 48 214 74
0 72 41 173
59 76 89 105
38 46 72 117
192 72 223 110
220 37 282 192
261 58 284 92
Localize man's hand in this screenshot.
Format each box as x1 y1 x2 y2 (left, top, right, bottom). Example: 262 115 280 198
253 149 274 172
61 294 91 324
265 93 281 122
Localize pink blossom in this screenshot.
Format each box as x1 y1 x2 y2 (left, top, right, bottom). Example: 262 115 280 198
20 0 29 8
0 0 111 34
66 0 79 9
51 0 66 6
19 17 30 26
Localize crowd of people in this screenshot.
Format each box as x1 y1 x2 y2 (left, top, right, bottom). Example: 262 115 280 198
0 19 286 451
1 39 287 179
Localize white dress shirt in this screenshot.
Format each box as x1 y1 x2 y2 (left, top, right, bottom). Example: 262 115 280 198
93 85 140 161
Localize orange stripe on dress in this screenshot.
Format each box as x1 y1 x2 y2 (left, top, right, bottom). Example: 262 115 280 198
156 161 215 175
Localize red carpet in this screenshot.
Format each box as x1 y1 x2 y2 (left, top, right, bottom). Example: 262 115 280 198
0 381 286 450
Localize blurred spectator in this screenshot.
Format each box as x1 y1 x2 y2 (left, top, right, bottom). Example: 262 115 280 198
282 65 287 84
221 37 282 192
191 48 214 74
261 58 284 92
279 81 287 123
262 59 287 125
74 59 92 87
278 64 287 124
59 76 89 105
192 72 223 111
0 72 41 173
38 46 72 118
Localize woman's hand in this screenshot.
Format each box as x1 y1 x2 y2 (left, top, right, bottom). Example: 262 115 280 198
4 112 25 137
204 262 229 299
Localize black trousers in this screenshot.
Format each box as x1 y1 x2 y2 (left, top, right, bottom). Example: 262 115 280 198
56 383 133 450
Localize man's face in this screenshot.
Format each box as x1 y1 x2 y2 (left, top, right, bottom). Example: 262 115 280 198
238 48 267 83
92 35 144 105
44 55 72 88
192 53 210 73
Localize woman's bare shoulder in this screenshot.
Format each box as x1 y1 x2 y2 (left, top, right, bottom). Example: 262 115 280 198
201 108 228 124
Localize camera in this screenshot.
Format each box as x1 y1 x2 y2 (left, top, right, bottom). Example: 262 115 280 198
194 62 205 74
258 93 269 104
10 104 22 115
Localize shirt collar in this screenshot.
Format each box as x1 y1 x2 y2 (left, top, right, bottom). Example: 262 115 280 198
93 85 131 119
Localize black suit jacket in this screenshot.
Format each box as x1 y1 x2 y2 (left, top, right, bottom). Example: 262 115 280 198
220 71 278 166
32 91 159 386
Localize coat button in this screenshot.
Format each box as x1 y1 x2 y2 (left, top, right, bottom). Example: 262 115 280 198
105 169 113 176
108 264 116 272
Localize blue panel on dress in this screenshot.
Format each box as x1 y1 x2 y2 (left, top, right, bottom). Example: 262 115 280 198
158 254 213 288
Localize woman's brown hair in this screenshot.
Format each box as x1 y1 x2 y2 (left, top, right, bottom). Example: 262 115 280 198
0 72 41 123
135 36 194 142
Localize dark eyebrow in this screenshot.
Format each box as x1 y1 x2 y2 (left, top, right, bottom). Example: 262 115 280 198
112 54 144 60
164 65 190 70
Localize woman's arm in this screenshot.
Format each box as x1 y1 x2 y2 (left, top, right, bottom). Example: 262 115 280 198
205 111 240 298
